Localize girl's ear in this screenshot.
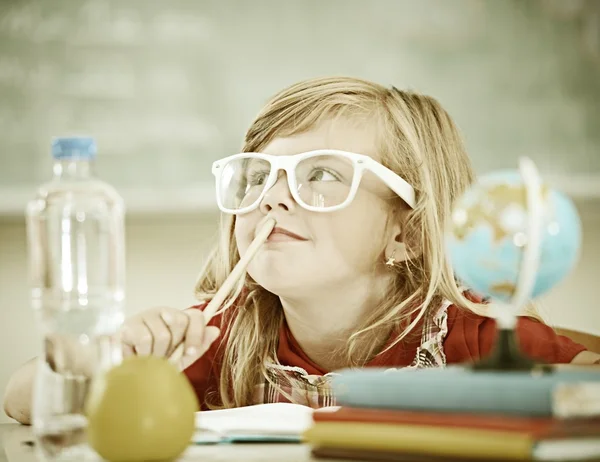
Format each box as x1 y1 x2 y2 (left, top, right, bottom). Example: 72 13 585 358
383 216 410 264
384 230 409 264
383 208 421 265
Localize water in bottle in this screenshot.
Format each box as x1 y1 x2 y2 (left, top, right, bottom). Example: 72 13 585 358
25 136 126 460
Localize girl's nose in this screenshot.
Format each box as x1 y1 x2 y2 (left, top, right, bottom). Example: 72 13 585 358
259 171 297 214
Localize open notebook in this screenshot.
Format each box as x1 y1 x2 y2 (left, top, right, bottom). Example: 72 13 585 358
193 403 333 444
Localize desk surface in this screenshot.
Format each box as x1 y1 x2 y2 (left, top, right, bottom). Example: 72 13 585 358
0 423 353 462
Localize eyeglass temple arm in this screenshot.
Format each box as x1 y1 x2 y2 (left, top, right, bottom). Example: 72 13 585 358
364 159 416 209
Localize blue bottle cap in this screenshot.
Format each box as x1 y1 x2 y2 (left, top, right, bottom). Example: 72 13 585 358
51 136 97 160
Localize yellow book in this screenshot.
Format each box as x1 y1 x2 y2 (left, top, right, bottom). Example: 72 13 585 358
303 422 533 460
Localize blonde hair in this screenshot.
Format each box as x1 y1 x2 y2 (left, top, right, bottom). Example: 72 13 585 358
195 76 493 408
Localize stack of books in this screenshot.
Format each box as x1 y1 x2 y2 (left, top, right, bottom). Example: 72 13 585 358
304 366 600 461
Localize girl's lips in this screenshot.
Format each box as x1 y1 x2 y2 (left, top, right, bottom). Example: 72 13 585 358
267 226 308 242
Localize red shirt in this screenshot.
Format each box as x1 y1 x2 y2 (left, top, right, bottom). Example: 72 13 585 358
183 304 587 409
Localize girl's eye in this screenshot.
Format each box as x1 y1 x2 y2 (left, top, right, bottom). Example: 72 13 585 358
246 170 269 186
308 168 340 182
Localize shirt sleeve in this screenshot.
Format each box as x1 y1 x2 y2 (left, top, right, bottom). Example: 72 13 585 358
443 305 587 365
182 304 226 410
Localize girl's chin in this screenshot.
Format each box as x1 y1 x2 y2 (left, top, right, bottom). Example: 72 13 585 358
251 272 317 295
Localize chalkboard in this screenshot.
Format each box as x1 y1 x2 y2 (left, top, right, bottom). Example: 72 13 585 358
0 0 598 213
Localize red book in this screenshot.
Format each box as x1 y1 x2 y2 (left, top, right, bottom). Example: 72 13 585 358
313 406 600 438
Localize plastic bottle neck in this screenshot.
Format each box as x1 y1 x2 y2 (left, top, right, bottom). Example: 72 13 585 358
53 159 93 180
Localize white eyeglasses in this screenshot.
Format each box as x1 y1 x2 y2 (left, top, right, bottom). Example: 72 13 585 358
212 149 416 214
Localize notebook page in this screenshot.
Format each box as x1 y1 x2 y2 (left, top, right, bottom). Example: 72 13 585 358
194 403 315 436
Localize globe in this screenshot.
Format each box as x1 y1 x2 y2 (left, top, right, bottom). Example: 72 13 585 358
446 170 582 304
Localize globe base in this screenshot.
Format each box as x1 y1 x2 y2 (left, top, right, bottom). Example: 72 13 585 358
471 328 553 373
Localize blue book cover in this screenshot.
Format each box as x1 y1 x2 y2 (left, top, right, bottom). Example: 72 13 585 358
331 366 600 417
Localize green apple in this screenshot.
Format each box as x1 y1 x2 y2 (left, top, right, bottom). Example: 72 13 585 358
85 355 198 462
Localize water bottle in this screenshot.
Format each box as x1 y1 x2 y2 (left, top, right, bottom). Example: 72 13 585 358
25 136 126 460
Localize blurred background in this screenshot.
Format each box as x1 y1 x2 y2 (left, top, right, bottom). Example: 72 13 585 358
1 0 599 421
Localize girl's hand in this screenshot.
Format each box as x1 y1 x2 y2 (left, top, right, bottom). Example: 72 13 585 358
119 307 220 370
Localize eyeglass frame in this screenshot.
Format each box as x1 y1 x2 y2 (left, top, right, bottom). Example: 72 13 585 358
211 149 416 215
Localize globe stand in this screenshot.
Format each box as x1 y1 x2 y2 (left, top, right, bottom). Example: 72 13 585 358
470 328 552 372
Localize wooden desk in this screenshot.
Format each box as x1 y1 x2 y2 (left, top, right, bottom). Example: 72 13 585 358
0 423 356 462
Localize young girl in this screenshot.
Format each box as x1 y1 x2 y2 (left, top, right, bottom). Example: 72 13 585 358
4 77 599 422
